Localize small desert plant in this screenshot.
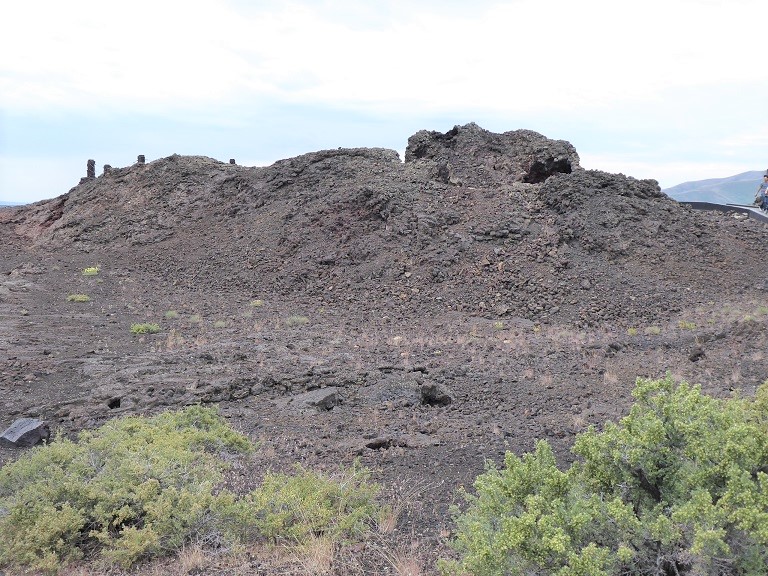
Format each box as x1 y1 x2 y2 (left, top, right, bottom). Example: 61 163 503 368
130 322 161 334
250 299 265 307
242 461 380 543
213 320 227 329
285 315 309 327
493 321 504 330
626 327 638 336
164 310 179 319
82 266 99 276
189 314 202 324
678 319 696 330
644 325 661 335
66 294 91 303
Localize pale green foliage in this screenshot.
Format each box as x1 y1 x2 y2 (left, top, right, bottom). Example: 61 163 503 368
82 266 99 276
285 315 309 327
66 294 91 302
0 406 251 571
130 322 161 334
444 376 768 576
0 407 380 574
214 462 380 545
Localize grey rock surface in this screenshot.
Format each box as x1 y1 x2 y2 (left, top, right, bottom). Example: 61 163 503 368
1 418 50 447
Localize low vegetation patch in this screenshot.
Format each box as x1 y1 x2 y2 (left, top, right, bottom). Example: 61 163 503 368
82 266 100 276
66 294 91 303
0 406 381 574
130 322 161 334
442 376 768 576
285 314 309 327
164 310 179 319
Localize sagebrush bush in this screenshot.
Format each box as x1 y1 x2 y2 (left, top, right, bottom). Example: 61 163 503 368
66 294 91 302
285 314 309 327
0 407 381 574
130 322 161 334
0 406 250 571
211 462 380 547
443 376 768 576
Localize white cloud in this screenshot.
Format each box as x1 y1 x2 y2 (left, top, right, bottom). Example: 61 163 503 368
0 0 254 113
3 0 766 116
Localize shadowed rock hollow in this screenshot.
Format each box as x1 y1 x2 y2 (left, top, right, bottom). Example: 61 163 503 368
2 123 768 573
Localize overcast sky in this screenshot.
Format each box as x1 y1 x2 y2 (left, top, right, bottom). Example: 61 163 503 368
2 0 767 204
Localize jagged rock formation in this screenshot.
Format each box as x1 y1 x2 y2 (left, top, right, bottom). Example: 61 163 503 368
4 123 761 328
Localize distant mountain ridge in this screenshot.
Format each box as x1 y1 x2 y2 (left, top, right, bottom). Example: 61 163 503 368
663 170 766 204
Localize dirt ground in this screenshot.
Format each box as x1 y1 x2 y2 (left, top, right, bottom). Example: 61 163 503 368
2 124 768 574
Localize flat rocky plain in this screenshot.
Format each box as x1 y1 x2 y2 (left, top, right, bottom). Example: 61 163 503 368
2 123 768 574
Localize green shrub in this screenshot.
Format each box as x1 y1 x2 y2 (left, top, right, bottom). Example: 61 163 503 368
0 406 252 572
0 408 381 574
443 376 768 576
82 266 99 276
211 461 380 548
130 322 161 334
164 310 179 319
66 294 91 302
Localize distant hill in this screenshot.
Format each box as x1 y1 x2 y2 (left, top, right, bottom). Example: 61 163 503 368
663 171 766 204
0 201 22 207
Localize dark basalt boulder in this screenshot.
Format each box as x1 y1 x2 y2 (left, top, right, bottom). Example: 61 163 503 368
405 122 580 186
1 418 50 447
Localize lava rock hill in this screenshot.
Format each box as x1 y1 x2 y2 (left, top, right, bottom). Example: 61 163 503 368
5 123 764 329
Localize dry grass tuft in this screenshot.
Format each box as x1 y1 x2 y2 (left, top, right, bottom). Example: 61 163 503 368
292 535 335 575
374 538 428 576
